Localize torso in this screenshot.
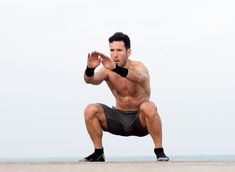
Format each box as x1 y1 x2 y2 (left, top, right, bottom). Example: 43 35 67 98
105 61 150 111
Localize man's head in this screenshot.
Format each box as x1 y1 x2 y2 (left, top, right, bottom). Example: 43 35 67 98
109 32 131 49
108 32 131 66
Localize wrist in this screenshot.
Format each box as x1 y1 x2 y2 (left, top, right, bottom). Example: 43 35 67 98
112 65 128 77
85 66 95 77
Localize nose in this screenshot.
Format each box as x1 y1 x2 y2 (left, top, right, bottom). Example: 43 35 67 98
113 50 118 57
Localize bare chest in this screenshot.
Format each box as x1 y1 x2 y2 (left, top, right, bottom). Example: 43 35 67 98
106 75 139 96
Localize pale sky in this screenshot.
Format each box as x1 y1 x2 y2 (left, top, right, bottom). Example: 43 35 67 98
0 0 235 160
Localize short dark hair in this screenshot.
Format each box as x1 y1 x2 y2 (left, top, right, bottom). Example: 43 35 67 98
108 32 131 49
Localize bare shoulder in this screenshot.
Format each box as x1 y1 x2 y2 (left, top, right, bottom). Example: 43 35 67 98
131 60 149 72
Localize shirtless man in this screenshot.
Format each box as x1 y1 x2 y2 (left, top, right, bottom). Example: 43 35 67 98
82 32 169 162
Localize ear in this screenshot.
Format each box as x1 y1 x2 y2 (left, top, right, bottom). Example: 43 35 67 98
127 48 131 57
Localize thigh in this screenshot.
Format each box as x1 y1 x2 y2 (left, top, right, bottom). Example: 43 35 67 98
94 103 108 129
138 101 158 128
138 111 147 129
98 103 129 136
132 115 149 137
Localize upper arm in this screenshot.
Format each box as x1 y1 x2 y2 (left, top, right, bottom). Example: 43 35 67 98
84 67 108 85
127 62 149 84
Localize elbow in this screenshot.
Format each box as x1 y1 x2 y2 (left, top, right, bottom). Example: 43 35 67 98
84 76 92 84
84 79 93 84
84 80 90 84
84 77 101 85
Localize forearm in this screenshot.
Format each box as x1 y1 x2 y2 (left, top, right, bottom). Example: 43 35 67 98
84 74 103 85
112 65 147 83
84 66 106 85
84 66 97 84
84 74 94 84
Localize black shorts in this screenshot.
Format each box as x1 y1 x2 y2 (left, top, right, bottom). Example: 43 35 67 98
98 103 148 137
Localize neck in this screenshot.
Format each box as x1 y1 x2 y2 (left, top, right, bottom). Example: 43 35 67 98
123 59 131 68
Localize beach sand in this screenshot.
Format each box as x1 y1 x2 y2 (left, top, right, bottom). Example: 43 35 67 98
1 161 235 172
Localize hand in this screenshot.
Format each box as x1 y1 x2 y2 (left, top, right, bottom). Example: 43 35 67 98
87 51 101 68
97 52 116 70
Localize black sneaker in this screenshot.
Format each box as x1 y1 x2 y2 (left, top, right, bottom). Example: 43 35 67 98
154 148 169 161
80 153 105 162
157 156 169 161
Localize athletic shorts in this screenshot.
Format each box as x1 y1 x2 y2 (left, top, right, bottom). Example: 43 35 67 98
98 103 149 137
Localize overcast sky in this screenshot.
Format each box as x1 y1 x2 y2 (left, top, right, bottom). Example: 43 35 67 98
0 0 235 160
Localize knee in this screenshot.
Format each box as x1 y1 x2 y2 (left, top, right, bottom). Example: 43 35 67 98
140 101 158 119
84 103 101 120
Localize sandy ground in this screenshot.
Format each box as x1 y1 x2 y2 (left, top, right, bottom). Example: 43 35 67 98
0 161 235 172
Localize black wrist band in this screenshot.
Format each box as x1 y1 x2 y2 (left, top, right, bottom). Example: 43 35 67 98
85 66 95 77
112 65 128 77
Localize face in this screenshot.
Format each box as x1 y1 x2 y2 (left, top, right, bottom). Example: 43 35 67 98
109 41 131 66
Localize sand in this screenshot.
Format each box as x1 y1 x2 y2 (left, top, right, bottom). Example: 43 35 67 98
1 161 235 172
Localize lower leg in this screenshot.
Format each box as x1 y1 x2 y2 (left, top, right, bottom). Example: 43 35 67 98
84 104 107 149
139 101 169 161
145 113 169 160
82 117 105 162
82 104 106 162
145 112 163 148
85 115 103 149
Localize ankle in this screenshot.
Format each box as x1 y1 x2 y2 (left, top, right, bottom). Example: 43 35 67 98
154 148 167 158
94 148 104 154
154 148 163 153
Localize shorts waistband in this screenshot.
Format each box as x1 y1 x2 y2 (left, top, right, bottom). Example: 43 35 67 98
112 106 138 114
